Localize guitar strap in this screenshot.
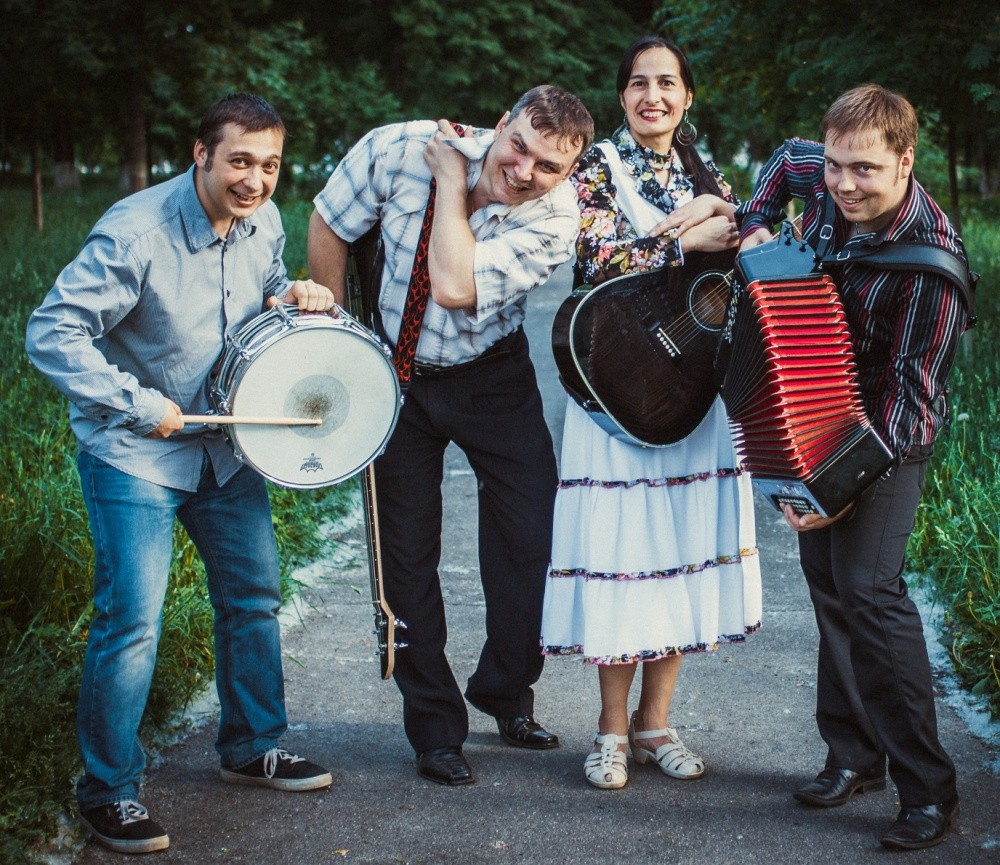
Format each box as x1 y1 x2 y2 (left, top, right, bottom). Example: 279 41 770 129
815 192 977 327
596 141 669 235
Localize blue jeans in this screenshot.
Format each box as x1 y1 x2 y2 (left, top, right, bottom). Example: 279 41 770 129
75 451 287 810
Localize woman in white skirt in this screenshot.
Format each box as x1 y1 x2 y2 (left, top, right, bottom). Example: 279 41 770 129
541 36 762 790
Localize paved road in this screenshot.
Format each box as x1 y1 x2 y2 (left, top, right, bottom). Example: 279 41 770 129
75 263 1000 864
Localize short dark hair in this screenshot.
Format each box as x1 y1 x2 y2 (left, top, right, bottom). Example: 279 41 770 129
508 85 595 162
822 84 918 156
196 93 286 160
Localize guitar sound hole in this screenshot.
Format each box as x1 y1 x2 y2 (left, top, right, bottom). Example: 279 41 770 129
688 271 730 332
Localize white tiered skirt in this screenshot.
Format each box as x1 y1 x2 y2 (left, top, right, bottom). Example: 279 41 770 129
541 396 762 665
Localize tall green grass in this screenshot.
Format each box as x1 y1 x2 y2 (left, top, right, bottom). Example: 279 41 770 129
0 183 354 864
909 215 1000 719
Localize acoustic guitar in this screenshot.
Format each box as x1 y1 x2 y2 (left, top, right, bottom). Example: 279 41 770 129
551 249 736 447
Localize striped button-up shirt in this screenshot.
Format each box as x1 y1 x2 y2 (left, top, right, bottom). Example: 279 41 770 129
25 167 290 491
313 120 579 366
735 138 968 460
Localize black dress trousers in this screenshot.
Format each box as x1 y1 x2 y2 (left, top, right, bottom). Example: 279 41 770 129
373 329 558 754
797 445 957 808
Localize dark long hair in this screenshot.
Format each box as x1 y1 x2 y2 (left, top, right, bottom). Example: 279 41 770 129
616 36 722 198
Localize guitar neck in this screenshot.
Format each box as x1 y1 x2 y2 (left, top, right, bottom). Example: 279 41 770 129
360 464 386 615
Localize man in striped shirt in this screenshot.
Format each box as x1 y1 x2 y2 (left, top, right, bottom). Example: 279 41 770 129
737 84 969 850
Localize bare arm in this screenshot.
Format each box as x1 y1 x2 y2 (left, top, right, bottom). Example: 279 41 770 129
648 194 737 238
424 121 477 309
307 210 351 306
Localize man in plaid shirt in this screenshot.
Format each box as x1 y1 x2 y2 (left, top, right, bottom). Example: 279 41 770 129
308 86 593 787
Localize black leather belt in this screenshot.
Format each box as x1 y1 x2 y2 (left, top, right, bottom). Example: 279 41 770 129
411 327 523 379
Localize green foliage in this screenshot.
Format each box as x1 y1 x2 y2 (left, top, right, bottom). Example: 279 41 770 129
0 184 354 863
182 20 407 181
0 626 82 863
386 0 636 131
909 216 1000 719
657 0 1000 210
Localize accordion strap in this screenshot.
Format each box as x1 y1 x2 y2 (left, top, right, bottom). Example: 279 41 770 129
816 193 977 325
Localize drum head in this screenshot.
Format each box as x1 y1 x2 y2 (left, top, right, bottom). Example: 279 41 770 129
227 322 399 488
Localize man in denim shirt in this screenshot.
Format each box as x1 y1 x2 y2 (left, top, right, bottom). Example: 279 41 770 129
26 93 334 855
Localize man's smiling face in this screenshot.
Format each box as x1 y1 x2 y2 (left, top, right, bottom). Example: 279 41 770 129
476 111 579 209
194 122 284 235
824 129 913 235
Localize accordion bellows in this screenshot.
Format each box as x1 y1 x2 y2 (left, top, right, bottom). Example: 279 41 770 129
718 225 893 516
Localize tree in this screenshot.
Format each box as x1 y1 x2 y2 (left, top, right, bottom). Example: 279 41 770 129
657 0 1000 224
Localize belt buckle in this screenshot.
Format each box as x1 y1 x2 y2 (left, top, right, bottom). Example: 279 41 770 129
412 361 445 378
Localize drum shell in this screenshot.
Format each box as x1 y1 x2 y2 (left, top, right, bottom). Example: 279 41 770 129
211 306 400 488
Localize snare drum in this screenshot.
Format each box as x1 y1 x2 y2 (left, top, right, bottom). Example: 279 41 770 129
211 305 400 488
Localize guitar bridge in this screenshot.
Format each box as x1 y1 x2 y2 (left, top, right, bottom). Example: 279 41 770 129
655 326 680 357
641 310 680 357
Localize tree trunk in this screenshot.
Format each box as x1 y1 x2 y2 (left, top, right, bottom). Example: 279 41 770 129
52 120 79 190
31 136 43 232
946 119 961 235
981 134 998 199
120 71 148 192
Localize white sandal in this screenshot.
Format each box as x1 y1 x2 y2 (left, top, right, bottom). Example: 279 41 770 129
628 711 705 779
584 733 629 789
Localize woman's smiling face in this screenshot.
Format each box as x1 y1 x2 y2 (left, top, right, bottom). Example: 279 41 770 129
619 45 693 153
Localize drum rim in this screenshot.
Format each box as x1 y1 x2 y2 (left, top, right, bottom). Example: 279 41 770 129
211 307 400 488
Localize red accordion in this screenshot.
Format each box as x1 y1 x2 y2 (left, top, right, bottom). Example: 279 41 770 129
717 224 893 517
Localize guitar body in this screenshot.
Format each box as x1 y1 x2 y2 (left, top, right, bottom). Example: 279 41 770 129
348 229 406 680
551 249 736 446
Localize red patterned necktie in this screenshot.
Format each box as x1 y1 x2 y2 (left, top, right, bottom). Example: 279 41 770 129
393 180 438 384
392 123 466 385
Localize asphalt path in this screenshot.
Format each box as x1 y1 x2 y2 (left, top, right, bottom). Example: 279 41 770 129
73 262 1000 864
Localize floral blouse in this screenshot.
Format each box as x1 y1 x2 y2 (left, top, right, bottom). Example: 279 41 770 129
572 124 736 286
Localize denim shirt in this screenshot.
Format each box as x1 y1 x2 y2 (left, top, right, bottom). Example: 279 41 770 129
25 166 290 491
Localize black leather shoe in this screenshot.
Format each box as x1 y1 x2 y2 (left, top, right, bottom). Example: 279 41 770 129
496 716 559 750
880 796 959 850
793 767 886 807
416 746 475 786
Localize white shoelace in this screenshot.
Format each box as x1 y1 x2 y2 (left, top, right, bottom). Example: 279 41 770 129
116 800 150 825
261 747 305 778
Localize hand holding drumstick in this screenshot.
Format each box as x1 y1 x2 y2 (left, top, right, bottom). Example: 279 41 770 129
146 398 321 439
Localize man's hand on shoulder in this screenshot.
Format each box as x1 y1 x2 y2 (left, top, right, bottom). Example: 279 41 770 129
423 119 472 188
268 279 336 312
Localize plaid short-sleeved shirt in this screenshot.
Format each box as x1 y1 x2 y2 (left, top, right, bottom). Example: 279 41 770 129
313 120 579 365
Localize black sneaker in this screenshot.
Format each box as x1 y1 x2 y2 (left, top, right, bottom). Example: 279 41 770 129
220 747 332 791
79 800 169 853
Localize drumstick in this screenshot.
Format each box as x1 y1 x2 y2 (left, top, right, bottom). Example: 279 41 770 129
180 415 322 426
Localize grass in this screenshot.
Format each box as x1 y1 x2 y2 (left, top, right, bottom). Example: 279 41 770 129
908 213 1000 718
0 181 355 864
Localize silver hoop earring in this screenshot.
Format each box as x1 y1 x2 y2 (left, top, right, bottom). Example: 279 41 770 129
675 111 697 146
